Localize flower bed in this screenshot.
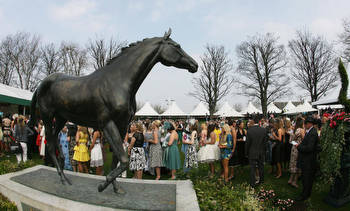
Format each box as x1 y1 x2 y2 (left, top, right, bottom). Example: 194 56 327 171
176 165 295 210
0 159 37 211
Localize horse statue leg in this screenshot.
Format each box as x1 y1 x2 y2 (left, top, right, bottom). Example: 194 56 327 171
99 120 128 193
53 117 72 185
43 117 71 185
111 156 126 194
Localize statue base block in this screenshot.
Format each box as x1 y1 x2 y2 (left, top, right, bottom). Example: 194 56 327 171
0 165 199 211
324 194 350 208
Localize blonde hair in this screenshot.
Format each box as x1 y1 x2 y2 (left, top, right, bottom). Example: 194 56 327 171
201 123 207 130
274 119 283 130
152 120 161 129
136 122 144 133
18 115 26 128
78 126 88 134
285 119 292 129
220 124 232 143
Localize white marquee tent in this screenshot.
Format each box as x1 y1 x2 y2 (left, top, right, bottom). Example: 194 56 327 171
190 102 209 116
161 101 187 116
267 102 282 113
284 101 317 114
215 102 243 117
283 101 296 113
241 102 262 114
135 102 159 116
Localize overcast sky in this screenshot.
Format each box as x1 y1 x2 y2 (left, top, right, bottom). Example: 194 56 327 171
0 0 349 112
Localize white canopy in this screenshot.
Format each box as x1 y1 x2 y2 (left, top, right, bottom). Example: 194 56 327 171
0 83 33 106
284 101 317 114
190 102 209 116
241 102 262 114
215 102 243 117
317 104 343 109
283 101 296 113
312 97 345 106
135 102 159 116
161 101 187 116
267 102 282 113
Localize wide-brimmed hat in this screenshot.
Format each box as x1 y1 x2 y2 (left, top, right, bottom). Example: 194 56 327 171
305 116 315 124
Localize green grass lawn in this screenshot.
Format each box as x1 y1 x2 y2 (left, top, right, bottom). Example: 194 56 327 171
2 145 350 210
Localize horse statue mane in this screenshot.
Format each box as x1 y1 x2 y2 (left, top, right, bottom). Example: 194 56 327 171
106 38 150 66
106 29 172 66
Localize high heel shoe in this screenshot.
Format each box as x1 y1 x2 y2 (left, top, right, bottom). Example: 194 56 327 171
275 174 282 179
291 183 299 188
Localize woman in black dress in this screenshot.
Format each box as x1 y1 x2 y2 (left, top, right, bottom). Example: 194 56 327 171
271 119 285 179
236 120 247 166
283 119 293 170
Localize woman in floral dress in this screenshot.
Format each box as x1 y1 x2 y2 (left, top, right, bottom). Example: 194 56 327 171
288 117 305 188
184 124 199 170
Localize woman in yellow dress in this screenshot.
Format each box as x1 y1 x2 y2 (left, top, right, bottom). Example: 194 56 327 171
73 126 90 173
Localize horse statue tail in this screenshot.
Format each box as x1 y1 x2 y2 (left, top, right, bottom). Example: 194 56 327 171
28 89 38 127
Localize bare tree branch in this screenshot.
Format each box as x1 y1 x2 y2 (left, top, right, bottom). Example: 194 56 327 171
235 33 289 116
189 44 234 116
40 43 62 77
60 42 88 76
340 19 350 63
4 32 42 91
152 103 165 114
87 36 127 70
289 30 337 102
0 37 15 85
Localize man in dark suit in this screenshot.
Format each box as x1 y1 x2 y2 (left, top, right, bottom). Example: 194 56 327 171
245 116 268 188
296 116 319 201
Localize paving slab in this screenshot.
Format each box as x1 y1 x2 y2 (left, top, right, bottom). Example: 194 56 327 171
0 165 199 211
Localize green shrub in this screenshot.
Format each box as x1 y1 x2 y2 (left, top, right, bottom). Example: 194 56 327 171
177 165 263 210
0 193 17 211
0 159 37 211
0 160 36 175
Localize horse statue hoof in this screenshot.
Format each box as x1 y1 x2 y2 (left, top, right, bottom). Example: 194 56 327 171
113 186 126 195
98 183 105 192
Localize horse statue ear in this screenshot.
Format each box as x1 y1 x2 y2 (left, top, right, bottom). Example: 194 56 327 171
163 28 172 40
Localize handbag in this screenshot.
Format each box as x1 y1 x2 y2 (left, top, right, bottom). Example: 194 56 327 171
9 135 22 154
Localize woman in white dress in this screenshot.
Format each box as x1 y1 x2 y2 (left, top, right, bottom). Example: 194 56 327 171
89 130 104 175
197 123 220 178
40 125 46 157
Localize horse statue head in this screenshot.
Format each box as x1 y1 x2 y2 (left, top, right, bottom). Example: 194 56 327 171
158 28 198 73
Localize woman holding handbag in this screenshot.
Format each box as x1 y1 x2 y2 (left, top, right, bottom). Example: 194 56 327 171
13 115 33 164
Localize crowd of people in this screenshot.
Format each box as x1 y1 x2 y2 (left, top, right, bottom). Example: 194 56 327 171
0 112 327 201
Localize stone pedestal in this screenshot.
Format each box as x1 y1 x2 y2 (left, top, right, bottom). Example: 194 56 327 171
0 165 199 211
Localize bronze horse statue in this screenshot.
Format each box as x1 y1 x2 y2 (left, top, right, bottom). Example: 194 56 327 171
30 29 198 193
